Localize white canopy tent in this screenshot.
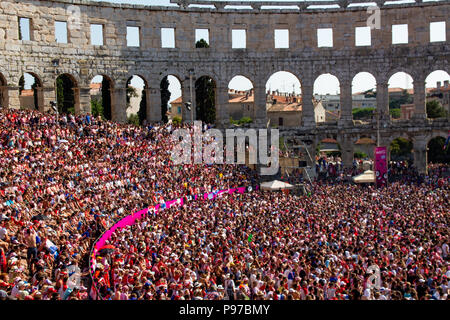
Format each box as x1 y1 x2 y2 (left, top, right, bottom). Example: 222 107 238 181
352 170 375 184
260 180 294 191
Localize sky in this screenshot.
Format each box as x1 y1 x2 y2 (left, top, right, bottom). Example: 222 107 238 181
24 0 448 103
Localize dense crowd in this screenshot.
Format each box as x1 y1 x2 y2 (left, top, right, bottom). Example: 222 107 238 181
0 108 448 301
0 109 255 300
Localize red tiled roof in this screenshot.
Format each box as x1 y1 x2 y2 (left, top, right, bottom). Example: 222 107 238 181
170 96 182 104
20 89 34 97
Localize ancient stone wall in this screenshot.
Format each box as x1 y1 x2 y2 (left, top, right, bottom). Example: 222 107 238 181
0 0 448 172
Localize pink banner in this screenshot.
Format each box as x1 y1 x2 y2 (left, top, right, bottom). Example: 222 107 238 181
375 146 388 188
90 185 258 276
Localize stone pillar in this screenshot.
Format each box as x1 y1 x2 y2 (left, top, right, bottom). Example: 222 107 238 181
215 85 229 128
0 86 8 108
78 87 91 114
147 87 162 123
33 87 53 113
111 88 127 123
182 81 196 123
413 137 428 174
338 136 354 169
8 87 20 109
253 85 267 128
412 78 427 120
339 80 353 126
301 82 315 127
376 82 389 118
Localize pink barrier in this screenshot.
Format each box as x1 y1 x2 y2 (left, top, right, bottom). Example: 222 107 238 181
90 185 257 280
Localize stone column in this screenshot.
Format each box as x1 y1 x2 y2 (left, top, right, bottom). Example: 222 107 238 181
0 86 8 108
39 87 54 113
215 85 229 128
412 78 427 120
301 82 315 127
253 85 267 128
147 87 162 123
8 87 20 109
338 136 354 169
182 80 196 123
376 82 390 122
111 88 127 123
339 80 353 126
78 87 91 114
413 137 428 174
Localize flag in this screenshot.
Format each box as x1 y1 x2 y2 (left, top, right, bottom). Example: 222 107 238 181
443 132 450 150
248 234 253 242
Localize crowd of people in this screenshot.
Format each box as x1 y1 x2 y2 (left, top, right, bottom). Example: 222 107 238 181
0 108 448 301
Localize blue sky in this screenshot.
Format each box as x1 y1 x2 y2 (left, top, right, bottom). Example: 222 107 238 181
25 0 449 102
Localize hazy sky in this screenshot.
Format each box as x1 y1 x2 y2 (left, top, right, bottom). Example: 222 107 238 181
25 0 449 102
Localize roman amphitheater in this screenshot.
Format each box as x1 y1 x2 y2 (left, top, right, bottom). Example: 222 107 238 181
0 0 448 172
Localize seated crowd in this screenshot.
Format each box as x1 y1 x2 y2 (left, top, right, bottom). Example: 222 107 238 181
0 108 448 300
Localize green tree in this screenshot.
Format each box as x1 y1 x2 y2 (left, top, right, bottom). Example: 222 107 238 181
194 39 215 124
389 89 413 110
363 89 376 98
172 116 182 125
127 113 140 126
426 100 447 118
160 76 170 123
32 82 38 110
102 77 112 120
56 75 75 114
19 76 25 95
354 151 368 159
390 108 401 119
427 136 450 163
352 107 375 120
126 78 138 110
196 39 209 49
91 97 104 119
138 87 147 125
390 137 413 160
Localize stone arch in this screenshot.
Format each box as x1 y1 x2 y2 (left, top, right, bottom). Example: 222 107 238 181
263 68 303 88
388 135 414 163
195 75 217 124
427 134 450 164
18 72 43 111
351 72 377 122
90 74 114 120
425 70 450 119
265 71 303 127
313 73 341 123
227 74 254 122
125 74 148 124
56 73 79 115
387 71 414 121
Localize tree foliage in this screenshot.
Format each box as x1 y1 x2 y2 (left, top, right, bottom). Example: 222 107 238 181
389 108 401 119
138 87 147 125
56 75 75 114
101 77 112 120
160 76 170 123
427 136 450 164
352 107 375 120
194 39 215 124
389 89 413 110
426 100 447 118
390 137 413 160
91 97 104 119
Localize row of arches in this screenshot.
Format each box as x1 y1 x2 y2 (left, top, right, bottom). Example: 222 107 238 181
0 68 448 124
317 136 450 165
